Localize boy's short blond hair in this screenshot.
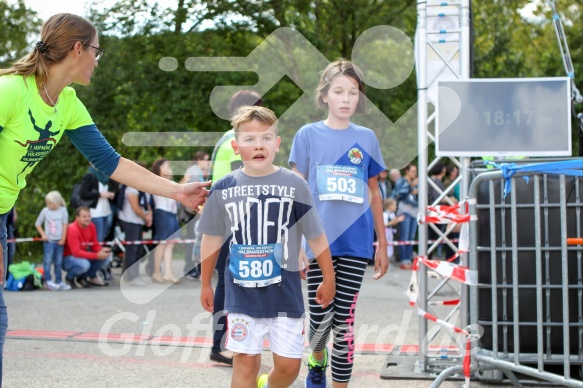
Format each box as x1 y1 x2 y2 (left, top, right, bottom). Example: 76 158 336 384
230 106 278 136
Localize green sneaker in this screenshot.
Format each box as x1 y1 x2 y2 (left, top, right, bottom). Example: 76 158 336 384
305 348 328 388
257 373 269 388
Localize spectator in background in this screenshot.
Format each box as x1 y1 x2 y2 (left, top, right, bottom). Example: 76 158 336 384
429 163 459 206
428 162 445 205
443 164 461 262
383 198 404 262
444 164 460 201
205 89 263 367
79 164 115 243
79 164 116 281
388 168 401 194
35 191 70 291
427 162 458 259
117 162 152 287
387 168 402 261
201 151 210 180
63 206 111 288
151 159 181 284
181 151 210 185
378 169 389 202
395 164 419 270
180 151 210 280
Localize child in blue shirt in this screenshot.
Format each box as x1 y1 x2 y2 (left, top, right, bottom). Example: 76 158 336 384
289 58 389 387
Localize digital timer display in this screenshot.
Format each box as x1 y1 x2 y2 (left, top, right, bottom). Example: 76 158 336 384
436 78 571 156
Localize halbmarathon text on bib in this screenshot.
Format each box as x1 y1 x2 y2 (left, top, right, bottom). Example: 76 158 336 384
316 165 365 204
229 243 282 288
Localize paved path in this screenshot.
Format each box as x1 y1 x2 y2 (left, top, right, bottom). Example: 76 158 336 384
4 261 505 387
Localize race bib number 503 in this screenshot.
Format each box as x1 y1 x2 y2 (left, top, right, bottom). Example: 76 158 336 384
317 165 365 204
229 243 282 287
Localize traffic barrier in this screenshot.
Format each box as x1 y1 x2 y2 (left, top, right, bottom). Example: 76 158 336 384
400 201 479 385
432 161 583 387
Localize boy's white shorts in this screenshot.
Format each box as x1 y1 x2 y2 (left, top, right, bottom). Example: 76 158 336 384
225 312 305 358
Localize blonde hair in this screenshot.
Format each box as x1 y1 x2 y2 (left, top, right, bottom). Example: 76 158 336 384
231 106 278 136
0 13 97 85
315 58 366 113
384 198 396 211
45 190 66 207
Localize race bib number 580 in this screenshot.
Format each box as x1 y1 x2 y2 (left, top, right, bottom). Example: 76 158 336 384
229 243 282 287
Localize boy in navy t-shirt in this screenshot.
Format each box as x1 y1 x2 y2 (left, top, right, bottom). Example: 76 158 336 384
198 106 335 388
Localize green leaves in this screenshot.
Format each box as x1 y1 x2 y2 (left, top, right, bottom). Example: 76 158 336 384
0 0 41 66
3 1 583 256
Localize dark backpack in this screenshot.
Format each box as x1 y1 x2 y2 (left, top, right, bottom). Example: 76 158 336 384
70 183 94 208
21 274 42 291
116 184 127 211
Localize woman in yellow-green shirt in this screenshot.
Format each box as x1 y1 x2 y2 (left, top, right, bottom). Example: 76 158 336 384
0 14 210 382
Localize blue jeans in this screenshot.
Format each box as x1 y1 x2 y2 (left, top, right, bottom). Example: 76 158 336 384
43 241 64 283
92 215 112 243
63 255 111 280
398 213 418 264
0 212 10 385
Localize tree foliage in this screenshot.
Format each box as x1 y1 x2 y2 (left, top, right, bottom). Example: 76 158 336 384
2 0 583 257
0 0 41 65
473 0 560 78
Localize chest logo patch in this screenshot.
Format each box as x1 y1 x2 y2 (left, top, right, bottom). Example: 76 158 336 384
348 148 363 164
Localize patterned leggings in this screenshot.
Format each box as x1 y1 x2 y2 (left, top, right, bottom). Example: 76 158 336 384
307 256 368 383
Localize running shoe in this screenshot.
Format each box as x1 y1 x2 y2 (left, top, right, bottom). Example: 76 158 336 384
257 373 268 388
305 347 328 388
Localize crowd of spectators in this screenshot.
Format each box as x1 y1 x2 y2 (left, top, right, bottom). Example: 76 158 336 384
23 154 210 290
377 162 461 269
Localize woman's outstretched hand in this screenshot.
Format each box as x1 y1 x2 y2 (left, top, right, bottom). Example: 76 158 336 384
175 181 211 210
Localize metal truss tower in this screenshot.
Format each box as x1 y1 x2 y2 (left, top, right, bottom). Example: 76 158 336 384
415 0 471 374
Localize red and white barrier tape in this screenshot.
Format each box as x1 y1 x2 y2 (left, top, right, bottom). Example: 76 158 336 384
404 233 477 382
422 202 476 225
419 257 477 286
12 237 458 247
5 237 43 243
6 237 197 246
464 336 472 387
418 309 473 387
406 265 419 307
96 239 197 246
405 254 476 307
428 299 460 306
406 201 477 386
418 308 468 335
373 238 459 247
